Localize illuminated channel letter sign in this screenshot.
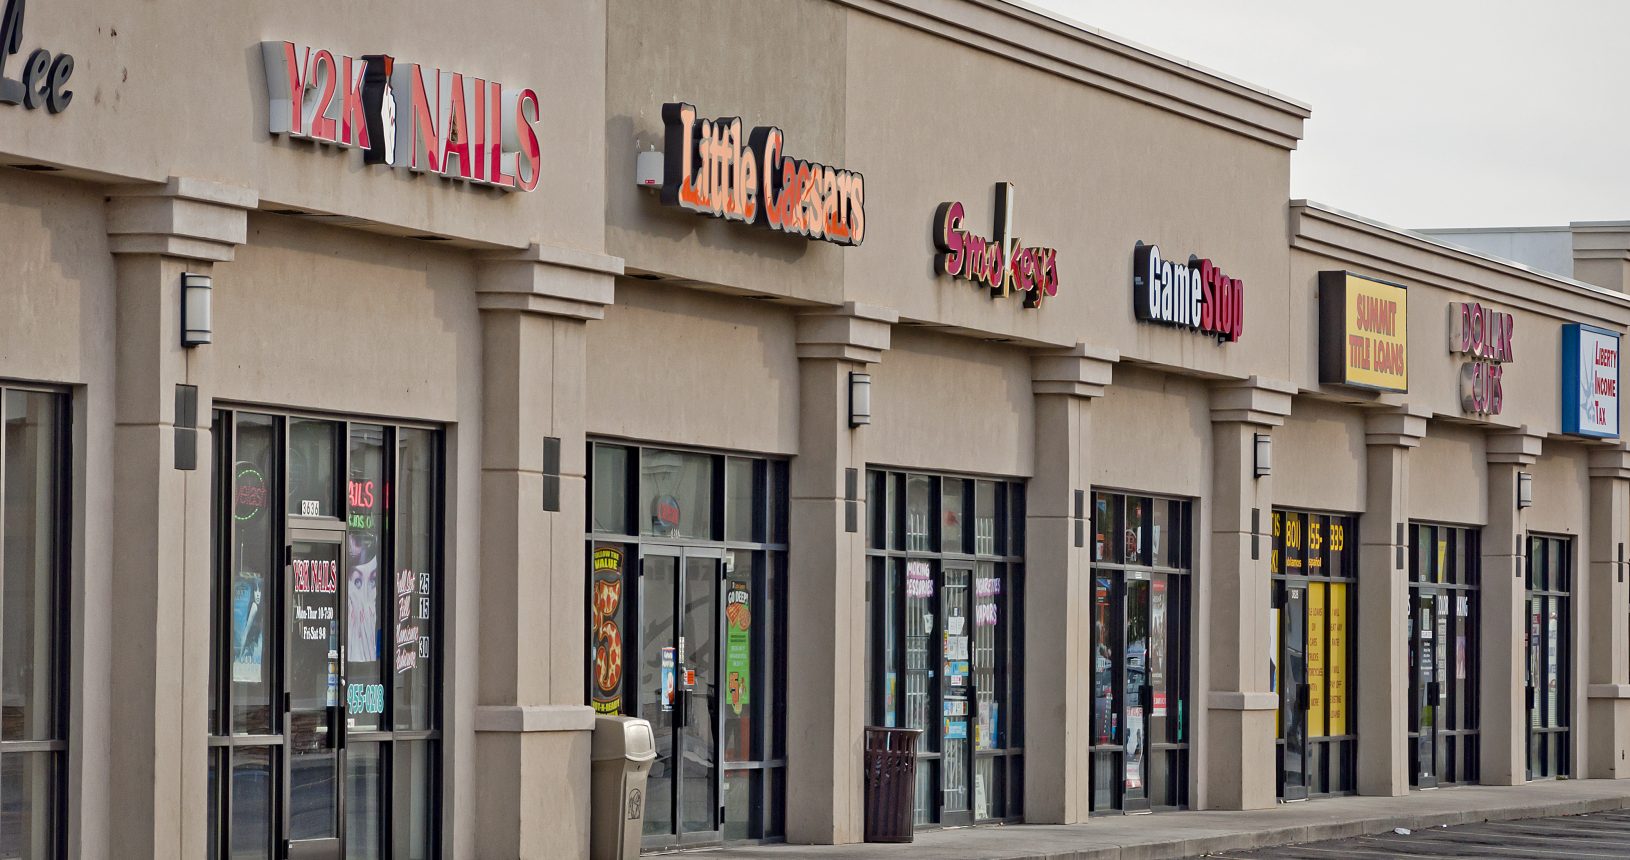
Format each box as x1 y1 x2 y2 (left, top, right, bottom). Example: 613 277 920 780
932 182 1059 308
1132 242 1244 341
660 102 865 246
1562 323 1620 439
0 0 73 114
1450 301 1513 417
1317 271 1408 393
260 42 543 192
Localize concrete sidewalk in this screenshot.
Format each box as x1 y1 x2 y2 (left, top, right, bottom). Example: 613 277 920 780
690 779 1630 859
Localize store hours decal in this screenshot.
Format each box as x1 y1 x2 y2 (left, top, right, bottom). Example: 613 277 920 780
395 568 430 673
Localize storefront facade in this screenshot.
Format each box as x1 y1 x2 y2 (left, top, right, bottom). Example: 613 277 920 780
0 0 1627 857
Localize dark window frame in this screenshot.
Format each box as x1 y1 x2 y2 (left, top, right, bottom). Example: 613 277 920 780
1407 521 1482 787
1525 532 1573 780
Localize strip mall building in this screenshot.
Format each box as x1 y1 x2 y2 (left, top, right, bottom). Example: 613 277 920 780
0 0 1626 857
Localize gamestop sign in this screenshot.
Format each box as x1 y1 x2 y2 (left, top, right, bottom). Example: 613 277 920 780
1563 323 1620 439
1132 242 1244 341
260 42 543 191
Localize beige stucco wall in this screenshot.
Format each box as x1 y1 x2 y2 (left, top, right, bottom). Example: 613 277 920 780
1091 365 1209 498
1409 424 1487 527
585 280 800 455
1276 398 1365 514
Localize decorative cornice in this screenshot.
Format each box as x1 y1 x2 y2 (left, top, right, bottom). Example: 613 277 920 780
1031 342 1117 398
1587 684 1630 700
1209 376 1295 427
1207 691 1278 711
795 302 898 363
1588 442 1630 480
472 704 597 733
475 243 620 321
1364 406 1429 449
1486 428 1544 465
105 176 258 263
832 0 1309 150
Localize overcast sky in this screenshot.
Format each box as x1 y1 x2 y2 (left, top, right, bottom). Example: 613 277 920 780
1034 1 1630 230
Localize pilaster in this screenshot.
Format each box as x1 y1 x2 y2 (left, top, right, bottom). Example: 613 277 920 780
1205 377 1294 810
1587 443 1630 778
105 177 256 860
786 302 895 845
470 242 621 859
1481 428 1543 785
1023 343 1116 824
1356 407 1426 796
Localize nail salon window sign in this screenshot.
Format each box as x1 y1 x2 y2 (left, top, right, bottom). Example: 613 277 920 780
1562 323 1620 439
1449 301 1513 418
260 42 543 191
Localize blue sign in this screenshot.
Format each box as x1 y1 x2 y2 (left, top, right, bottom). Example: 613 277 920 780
1562 323 1620 439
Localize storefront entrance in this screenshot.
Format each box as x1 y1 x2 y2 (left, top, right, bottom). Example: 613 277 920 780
1089 493 1191 814
639 546 726 846
1408 523 1480 788
1277 581 1309 801
1525 534 1573 780
287 533 345 860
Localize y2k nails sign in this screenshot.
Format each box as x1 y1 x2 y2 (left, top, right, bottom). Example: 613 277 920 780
932 182 1059 308
660 102 865 246
260 42 543 192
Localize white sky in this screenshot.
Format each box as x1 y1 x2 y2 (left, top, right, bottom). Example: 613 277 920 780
1032 0 1630 229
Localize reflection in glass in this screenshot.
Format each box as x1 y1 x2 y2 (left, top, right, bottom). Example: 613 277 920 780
288 418 338 518
906 475 932 552
0 751 53 860
592 445 630 535
346 743 384 860
347 425 386 733
3 391 58 742
640 450 713 539
640 555 677 837
230 746 274 860
395 429 436 731
681 556 720 833
725 458 757 542
232 414 277 735
393 741 434 860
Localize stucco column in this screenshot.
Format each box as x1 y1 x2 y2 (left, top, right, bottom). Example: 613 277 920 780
1586 444 1630 777
786 302 895 845
1356 408 1426 796
1481 429 1542 785
105 177 256 859
1023 344 1116 824
1205 378 1294 810
471 243 620 859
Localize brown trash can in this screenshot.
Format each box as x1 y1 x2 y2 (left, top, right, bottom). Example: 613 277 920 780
863 726 921 843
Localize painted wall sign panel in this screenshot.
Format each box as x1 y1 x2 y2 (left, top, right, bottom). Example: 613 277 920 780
1562 322 1621 438
1133 241 1244 341
1317 271 1408 392
660 101 865 246
259 41 543 192
932 182 1059 307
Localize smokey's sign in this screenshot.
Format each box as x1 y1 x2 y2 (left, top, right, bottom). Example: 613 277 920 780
1562 323 1620 439
660 102 865 246
260 42 543 191
932 182 1059 308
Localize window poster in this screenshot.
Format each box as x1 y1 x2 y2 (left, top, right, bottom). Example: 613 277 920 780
725 580 751 716
394 568 423 674
231 571 266 683
1151 579 1168 717
1307 583 1326 737
1327 582 1347 735
591 546 626 715
660 646 676 712
906 560 933 598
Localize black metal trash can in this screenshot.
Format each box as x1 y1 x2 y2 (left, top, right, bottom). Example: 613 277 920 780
863 726 921 843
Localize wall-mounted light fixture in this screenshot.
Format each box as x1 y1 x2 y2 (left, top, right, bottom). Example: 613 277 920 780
1253 432 1272 478
181 273 213 347
1517 471 1533 509
849 371 872 427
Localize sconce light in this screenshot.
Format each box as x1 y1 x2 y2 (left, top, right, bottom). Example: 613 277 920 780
1253 432 1272 478
181 273 213 347
849 371 872 427
1517 471 1533 509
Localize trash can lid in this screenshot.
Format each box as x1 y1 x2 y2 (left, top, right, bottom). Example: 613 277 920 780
591 715 658 761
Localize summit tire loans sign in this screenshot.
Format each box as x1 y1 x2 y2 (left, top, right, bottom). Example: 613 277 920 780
1562 323 1620 439
1132 241 1244 341
660 102 865 246
1318 271 1408 393
260 42 543 192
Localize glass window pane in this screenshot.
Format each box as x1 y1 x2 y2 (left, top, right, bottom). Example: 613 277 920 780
769 461 788 546
723 768 752 842
974 562 1001 750
906 475 932 553
392 740 434 860
1094 494 1116 563
345 742 384 860
230 746 274 860
904 560 934 747
347 425 387 733
3 390 60 742
231 414 278 735
288 418 339 518
589 544 631 716
0 751 55 860
1150 500 1170 568
768 553 786 761
640 450 714 540
591 445 630 535
879 558 898 727
941 478 966 555
868 471 885 551
394 429 436 731
725 458 756 543
975 481 996 556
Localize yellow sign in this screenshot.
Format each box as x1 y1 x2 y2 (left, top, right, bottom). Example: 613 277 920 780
1320 272 1409 392
1328 582 1347 735
1307 582 1326 737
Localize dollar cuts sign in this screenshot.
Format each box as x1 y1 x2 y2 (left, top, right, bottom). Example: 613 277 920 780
591 547 625 714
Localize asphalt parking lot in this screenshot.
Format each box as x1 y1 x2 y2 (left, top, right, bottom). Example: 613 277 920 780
1211 808 1630 858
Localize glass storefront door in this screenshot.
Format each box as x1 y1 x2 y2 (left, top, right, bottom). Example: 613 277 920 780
287 535 344 859
1526 535 1572 780
1409 589 1441 789
1278 582 1309 802
639 547 725 848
